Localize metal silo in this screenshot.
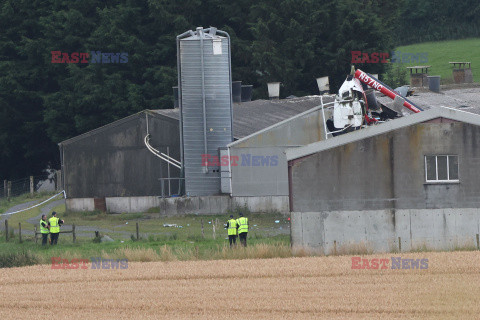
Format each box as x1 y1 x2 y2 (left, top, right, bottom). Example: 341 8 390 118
177 27 233 196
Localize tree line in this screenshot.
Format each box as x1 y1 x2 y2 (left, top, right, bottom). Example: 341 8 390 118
0 0 478 179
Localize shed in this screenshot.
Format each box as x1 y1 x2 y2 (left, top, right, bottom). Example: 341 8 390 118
59 96 327 211
287 107 480 253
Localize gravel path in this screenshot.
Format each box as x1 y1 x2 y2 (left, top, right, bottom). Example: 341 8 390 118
0 200 41 230
26 199 66 226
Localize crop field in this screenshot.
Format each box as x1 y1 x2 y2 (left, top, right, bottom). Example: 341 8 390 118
1 251 479 319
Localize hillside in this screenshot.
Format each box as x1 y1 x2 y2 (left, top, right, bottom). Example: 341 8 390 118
395 38 480 83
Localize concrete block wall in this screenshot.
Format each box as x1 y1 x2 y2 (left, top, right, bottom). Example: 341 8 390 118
66 198 95 212
291 208 480 254
66 195 289 215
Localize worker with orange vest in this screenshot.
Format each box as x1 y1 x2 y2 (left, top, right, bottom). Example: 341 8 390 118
225 215 238 247
236 212 249 247
48 211 64 245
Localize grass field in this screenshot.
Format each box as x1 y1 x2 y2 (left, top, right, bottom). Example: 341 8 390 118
0 194 291 265
1 251 479 319
395 38 480 83
0 191 58 219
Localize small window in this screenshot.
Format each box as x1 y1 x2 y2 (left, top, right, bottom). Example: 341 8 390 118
425 155 459 183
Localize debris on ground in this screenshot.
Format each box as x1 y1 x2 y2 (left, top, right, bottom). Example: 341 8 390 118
101 235 114 242
163 223 182 228
163 223 177 227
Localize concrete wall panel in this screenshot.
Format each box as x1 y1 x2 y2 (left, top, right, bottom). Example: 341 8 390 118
290 212 303 249
66 198 95 212
301 212 324 248
292 208 480 254
230 147 289 196
68 195 289 215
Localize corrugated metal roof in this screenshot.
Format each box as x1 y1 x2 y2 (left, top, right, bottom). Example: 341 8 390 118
377 84 480 115
58 110 175 146
153 95 334 139
286 106 480 161
59 96 331 146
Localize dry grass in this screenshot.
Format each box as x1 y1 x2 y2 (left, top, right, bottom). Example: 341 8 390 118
0 251 479 319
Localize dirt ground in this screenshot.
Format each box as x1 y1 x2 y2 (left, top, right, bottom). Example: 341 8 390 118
1 251 479 319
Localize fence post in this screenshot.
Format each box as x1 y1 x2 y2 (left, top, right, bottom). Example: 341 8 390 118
398 237 402 252
136 222 139 240
34 226 38 244
30 176 34 196
5 220 8 242
72 224 76 243
201 219 205 239
3 180 6 198
212 219 216 240
477 234 479 250
7 181 11 199
333 240 337 255
18 222 22 243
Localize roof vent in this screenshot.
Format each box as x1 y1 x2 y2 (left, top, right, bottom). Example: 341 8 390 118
267 82 280 99
316 76 329 94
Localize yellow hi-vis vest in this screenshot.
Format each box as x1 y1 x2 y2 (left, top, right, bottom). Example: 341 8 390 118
49 217 60 233
39 220 49 234
237 217 248 234
227 219 238 236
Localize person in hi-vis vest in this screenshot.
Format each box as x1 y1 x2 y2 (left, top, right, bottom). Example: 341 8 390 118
39 214 50 245
48 211 64 245
236 212 249 247
225 215 238 247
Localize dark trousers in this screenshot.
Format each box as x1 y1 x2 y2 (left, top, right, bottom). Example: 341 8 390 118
41 233 49 245
239 232 248 247
50 233 59 245
228 235 237 247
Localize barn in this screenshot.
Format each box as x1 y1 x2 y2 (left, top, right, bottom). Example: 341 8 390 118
287 107 480 253
58 96 326 213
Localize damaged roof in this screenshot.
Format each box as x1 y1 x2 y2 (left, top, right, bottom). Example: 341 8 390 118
286 106 480 161
153 95 334 139
377 84 480 115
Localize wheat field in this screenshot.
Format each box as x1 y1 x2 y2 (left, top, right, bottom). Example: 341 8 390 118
0 251 479 319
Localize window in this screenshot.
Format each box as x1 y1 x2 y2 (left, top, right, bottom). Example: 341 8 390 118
425 155 459 183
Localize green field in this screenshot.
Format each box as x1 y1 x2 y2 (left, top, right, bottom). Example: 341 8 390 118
0 194 291 266
395 38 480 83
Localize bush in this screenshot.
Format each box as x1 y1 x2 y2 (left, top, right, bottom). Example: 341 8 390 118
227 205 251 217
186 234 203 242
383 63 408 88
0 251 39 268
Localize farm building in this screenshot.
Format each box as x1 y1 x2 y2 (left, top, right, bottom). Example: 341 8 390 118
287 106 480 253
58 96 327 213
59 84 480 216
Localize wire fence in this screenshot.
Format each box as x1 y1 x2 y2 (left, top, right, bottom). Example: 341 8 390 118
0 171 61 200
